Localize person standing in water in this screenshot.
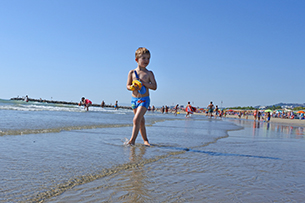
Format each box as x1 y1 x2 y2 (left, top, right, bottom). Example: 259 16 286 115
185 102 193 117
214 105 219 118
207 101 214 118
254 109 258 120
126 47 157 146
174 104 179 116
114 101 118 110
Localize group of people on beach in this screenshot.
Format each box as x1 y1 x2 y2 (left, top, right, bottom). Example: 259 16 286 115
154 101 225 118
184 101 225 119
253 109 271 122
227 109 303 122
79 98 119 111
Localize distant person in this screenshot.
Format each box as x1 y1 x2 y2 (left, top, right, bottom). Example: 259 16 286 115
165 105 169 113
207 101 214 118
80 97 92 111
219 109 224 118
185 102 194 117
114 101 118 110
215 105 219 118
126 47 157 146
266 112 271 122
174 104 179 116
161 106 165 113
25 95 29 102
238 111 242 119
101 100 105 108
257 111 261 121
254 109 258 120
151 105 155 112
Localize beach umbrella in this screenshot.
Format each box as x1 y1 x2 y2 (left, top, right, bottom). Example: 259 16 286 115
297 110 305 114
265 109 272 113
227 109 234 112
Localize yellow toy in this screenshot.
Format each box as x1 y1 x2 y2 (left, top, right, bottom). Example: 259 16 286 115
130 80 142 91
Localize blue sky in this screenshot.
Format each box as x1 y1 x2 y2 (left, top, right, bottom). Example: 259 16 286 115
1 0 304 108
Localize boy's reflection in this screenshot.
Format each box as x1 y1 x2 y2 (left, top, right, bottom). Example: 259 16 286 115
129 145 147 163
124 145 149 201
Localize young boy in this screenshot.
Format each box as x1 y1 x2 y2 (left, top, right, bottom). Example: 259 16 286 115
126 47 157 146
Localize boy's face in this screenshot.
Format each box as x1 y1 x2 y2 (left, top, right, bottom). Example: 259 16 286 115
136 53 150 68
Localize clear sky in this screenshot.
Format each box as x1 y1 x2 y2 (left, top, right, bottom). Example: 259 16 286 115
1 0 304 108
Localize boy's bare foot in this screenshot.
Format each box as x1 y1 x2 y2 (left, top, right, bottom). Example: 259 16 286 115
128 140 135 145
144 141 150 146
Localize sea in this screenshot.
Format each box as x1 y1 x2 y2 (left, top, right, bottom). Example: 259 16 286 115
1 98 305 203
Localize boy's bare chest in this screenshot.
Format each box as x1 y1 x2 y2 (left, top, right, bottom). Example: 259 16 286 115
134 71 149 81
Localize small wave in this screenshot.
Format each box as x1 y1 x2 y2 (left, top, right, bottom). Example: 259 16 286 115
0 123 133 136
0 101 131 114
123 137 130 145
0 103 81 112
0 105 130 113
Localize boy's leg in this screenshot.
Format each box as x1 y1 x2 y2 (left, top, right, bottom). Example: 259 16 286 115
128 106 147 145
139 116 150 146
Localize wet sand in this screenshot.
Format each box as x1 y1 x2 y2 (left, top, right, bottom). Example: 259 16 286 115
45 118 305 203
3 99 304 202
2 104 305 202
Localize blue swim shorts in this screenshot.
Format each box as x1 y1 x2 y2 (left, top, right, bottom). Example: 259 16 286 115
131 96 150 110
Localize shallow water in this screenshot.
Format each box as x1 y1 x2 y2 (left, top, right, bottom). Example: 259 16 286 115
42 119 305 203
1 99 305 202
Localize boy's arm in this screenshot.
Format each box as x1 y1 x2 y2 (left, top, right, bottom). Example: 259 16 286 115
127 70 140 91
142 71 157 90
126 70 133 91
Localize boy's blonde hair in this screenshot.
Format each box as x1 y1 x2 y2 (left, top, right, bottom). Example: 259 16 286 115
135 47 150 59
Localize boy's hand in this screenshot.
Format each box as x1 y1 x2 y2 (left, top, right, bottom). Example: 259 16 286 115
138 79 146 87
133 84 140 91
130 84 140 91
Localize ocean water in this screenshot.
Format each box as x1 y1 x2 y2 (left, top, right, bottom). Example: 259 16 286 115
1 99 305 203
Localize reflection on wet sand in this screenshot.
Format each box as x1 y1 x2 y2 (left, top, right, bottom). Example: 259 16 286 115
229 118 305 139
126 146 148 201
